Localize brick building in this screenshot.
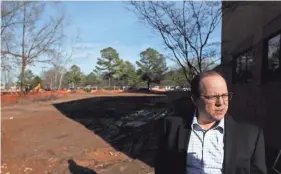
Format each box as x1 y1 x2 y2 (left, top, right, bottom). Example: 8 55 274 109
218 2 281 173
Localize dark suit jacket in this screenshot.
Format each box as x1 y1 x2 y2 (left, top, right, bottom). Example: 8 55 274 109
154 110 267 174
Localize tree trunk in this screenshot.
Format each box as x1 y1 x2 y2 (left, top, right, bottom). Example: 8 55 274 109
147 80 150 89
50 78 53 89
58 72 64 90
20 2 26 94
54 66 58 89
20 64 25 93
2 70 6 90
7 69 12 89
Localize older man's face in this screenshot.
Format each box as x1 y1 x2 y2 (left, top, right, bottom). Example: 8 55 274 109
196 75 229 122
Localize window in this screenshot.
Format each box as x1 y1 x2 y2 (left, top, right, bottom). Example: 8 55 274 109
234 49 254 83
266 33 281 81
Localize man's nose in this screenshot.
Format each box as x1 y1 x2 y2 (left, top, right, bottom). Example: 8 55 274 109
215 96 224 106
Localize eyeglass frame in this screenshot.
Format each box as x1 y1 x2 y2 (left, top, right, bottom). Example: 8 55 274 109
200 92 234 102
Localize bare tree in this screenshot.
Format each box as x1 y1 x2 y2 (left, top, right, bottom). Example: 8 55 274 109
129 1 229 82
48 44 67 90
57 47 75 90
1 1 24 35
1 1 65 93
42 68 56 89
1 1 24 88
1 61 13 89
50 32 80 90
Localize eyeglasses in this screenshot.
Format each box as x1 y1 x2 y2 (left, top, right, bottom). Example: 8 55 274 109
200 92 233 102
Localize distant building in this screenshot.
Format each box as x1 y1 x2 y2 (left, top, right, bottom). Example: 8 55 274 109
219 2 281 173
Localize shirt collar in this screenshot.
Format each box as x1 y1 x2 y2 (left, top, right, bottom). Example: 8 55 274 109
191 110 224 133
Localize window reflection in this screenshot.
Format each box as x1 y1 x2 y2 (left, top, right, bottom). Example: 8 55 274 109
235 49 254 83
267 34 281 81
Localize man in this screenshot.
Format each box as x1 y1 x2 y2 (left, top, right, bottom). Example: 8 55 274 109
155 71 267 174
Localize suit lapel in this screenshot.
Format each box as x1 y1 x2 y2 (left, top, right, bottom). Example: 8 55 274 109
176 125 191 174
177 126 191 151
176 112 193 174
224 115 237 174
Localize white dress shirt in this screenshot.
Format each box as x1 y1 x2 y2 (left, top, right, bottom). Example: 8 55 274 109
186 114 225 174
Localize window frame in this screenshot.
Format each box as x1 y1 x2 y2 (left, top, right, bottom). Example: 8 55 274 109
261 30 281 83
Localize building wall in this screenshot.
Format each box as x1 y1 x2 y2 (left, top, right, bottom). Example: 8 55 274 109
221 2 281 84
221 2 281 172
222 2 281 59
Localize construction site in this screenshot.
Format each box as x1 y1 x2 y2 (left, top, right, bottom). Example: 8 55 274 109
1 87 177 174
2 1 281 174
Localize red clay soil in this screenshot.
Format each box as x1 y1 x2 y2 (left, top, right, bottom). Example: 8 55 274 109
1 93 158 174
1 89 164 105
1 94 20 105
91 89 123 95
1 91 69 105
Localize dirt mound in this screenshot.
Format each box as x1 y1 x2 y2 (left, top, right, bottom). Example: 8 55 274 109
25 92 59 102
1 94 21 105
76 89 87 94
90 89 97 93
1 91 68 105
92 89 107 95
109 89 123 93
92 89 124 95
58 90 69 94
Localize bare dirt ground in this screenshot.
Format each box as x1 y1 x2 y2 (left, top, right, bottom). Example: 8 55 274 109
1 92 168 174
